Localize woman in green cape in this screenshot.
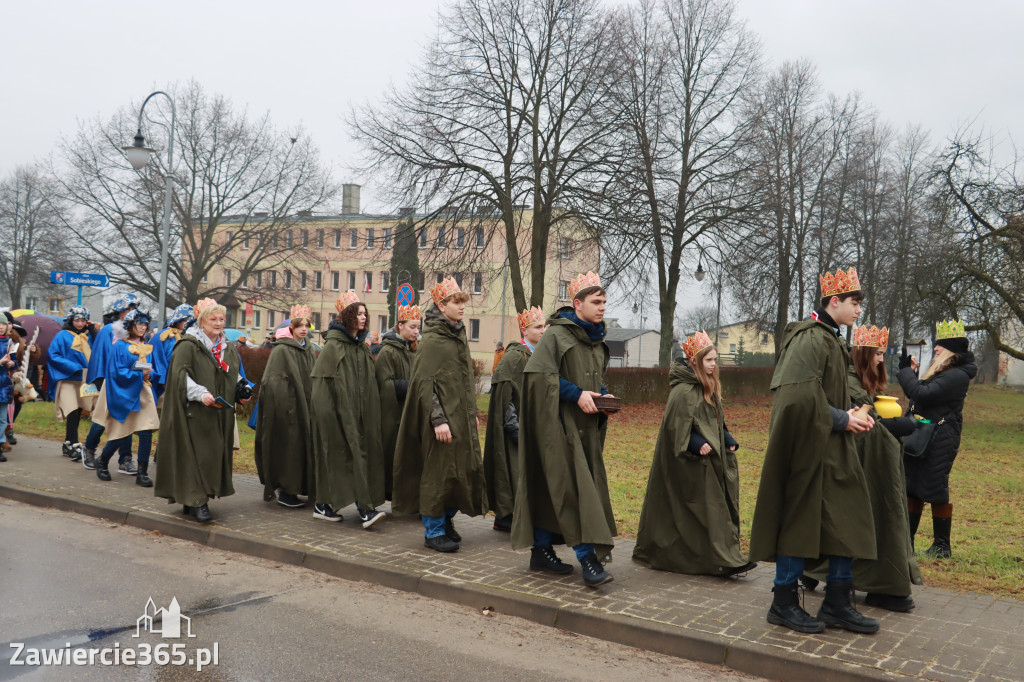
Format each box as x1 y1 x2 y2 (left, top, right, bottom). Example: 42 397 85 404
633 332 756 577
483 306 547 532
155 299 247 523
254 305 316 509
374 304 420 501
310 292 386 529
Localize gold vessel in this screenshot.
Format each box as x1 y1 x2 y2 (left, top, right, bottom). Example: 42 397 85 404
873 395 902 419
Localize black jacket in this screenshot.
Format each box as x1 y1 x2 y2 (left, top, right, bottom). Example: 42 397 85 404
898 352 977 503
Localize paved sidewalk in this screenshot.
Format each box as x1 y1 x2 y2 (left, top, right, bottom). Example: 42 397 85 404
2 436 1022 681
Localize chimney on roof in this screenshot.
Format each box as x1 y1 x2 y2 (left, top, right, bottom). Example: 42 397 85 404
398 206 414 219
297 210 313 218
342 184 361 215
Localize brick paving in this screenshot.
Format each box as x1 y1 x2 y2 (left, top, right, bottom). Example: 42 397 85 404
3 435 1023 681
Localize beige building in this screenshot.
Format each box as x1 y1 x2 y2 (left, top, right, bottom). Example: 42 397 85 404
206 187 600 363
706 319 774 365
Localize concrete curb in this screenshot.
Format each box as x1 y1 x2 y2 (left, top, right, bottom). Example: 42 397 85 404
0 482 901 681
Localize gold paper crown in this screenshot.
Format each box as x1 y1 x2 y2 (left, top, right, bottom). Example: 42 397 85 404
568 271 602 300
289 304 311 320
936 319 966 340
192 297 219 318
852 325 889 348
681 330 714 364
517 306 544 331
335 291 360 312
819 267 861 298
430 276 461 306
397 305 421 322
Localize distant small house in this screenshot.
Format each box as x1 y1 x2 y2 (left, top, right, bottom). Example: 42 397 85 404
696 319 774 366
605 328 661 367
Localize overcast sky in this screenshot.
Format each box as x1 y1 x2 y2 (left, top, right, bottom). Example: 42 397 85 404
2 0 1020 324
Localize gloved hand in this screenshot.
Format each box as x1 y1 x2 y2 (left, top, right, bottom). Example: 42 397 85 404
898 345 912 370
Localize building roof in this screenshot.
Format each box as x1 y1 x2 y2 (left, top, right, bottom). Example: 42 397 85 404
604 327 659 342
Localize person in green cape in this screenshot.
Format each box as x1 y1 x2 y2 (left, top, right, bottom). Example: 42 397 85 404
484 306 547 533
374 304 421 501
254 304 316 509
310 292 386 529
155 299 247 523
804 325 922 611
392 276 486 553
749 267 880 634
632 331 756 577
511 271 618 587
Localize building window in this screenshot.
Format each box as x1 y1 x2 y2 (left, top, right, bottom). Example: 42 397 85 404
761 333 769 345
454 272 464 288
299 271 307 290
332 271 340 290
301 230 309 249
436 226 446 248
381 271 390 292
418 229 428 249
366 228 375 249
730 343 737 353
313 312 321 329
286 230 293 248
268 310 275 328
378 315 388 335
253 310 261 328
473 272 483 295
202 272 208 284
418 271 425 292
469 319 480 341
314 271 322 290
255 271 262 288
225 269 233 286
270 271 277 287
559 237 572 259
558 280 569 301
242 235 250 250
49 298 63 315
225 231 233 245
383 228 392 249
226 309 235 327
435 272 445 285
720 331 729 339
25 296 38 310
284 270 292 289
349 229 358 249
317 229 325 248
333 229 342 248
475 227 484 248
347 271 356 291
456 227 465 248
364 272 373 292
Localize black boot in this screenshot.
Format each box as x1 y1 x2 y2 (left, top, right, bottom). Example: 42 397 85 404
908 511 922 553
83 448 97 470
530 546 574 575
96 451 113 481
7 427 16 445
817 580 879 634
579 552 613 587
444 516 461 543
864 593 916 612
136 461 153 487
767 582 824 633
191 504 212 523
925 515 952 558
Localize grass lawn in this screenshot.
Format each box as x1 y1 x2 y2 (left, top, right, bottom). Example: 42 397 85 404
13 384 1024 600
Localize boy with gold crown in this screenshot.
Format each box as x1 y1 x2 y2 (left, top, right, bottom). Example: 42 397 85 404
511 272 618 587
484 306 547 533
393 277 486 552
632 330 755 577
897 319 976 559
749 267 880 634
375 303 421 501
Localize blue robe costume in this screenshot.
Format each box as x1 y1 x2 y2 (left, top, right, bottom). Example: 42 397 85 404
151 327 183 403
47 330 91 400
86 323 115 385
105 340 147 423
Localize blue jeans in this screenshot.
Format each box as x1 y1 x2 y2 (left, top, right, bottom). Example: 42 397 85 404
422 507 459 538
533 527 595 562
774 554 853 586
0 402 8 444
101 431 152 465
85 422 133 462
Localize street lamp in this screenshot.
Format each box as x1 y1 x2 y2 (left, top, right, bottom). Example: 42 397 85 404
695 250 722 347
122 90 176 328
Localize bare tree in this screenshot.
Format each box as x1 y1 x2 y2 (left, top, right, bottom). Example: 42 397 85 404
676 304 719 336
602 0 759 365
0 163 69 308
55 81 337 312
349 0 620 310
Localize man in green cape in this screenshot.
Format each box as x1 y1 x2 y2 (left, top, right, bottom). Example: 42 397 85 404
484 306 547 532
511 272 618 587
749 267 879 634
392 277 486 553
374 304 420 501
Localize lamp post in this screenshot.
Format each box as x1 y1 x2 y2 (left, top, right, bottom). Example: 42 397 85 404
123 91 176 328
695 250 722 347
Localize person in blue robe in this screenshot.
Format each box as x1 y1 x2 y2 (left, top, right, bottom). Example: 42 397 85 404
46 306 98 460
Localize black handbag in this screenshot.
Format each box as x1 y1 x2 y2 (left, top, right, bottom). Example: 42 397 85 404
903 416 945 458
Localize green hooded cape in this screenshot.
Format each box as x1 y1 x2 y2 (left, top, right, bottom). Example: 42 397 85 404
155 333 240 506
310 326 384 511
254 337 315 502
374 333 413 500
483 341 530 520
510 315 616 560
632 360 748 574
807 365 922 593
392 310 486 518
748 319 875 562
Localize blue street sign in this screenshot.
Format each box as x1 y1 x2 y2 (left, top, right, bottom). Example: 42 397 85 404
396 283 415 306
51 271 110 287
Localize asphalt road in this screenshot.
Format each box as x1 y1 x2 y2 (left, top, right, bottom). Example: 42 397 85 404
0 499 760 681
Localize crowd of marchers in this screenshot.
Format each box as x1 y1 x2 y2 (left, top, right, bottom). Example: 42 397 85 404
12 267 975 638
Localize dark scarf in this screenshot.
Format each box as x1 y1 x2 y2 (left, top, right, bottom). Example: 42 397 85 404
811 309 841 335
329 319 369 344
559 311 606 341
